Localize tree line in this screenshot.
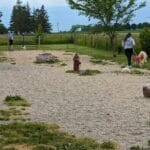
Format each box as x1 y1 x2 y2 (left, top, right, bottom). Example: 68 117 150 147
70 22 150 33
0 0 52 34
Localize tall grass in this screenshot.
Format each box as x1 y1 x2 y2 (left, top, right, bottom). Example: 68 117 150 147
0 32 141 52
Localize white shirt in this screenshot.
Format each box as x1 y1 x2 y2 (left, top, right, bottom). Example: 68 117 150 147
8 32 14 40
122 37 135 49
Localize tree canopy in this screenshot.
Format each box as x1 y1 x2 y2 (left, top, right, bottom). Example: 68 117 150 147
0 11 2 24
10 0 52 34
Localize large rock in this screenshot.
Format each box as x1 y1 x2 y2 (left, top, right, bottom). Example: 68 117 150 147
143 85 150 97
36 53 58 63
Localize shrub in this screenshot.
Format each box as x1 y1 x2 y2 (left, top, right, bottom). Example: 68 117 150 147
100 141 116 149
139 28 150 56
4 95 30 107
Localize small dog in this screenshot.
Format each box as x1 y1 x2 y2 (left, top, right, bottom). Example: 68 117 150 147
133 51 147 66
121 67 131 73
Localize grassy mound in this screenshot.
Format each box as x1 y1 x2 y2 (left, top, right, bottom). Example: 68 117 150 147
0 122 117 150
4 96 30 107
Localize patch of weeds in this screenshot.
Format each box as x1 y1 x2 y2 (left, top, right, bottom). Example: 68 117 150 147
91 59 114 65
2 145 33 150
79 69 101 76
130 146 141 150
4 96 30 107
131 69 144 75
100 141 117 149
0 56 8 62
0 122 112 150
66 69 101 76
0 56 15 63
63 53 73 55
33 144 56 150
0 110 10 121
114 69 145 75
0 108 23 121
13 117 29 122
1 146 17 150
60 63 67 66
66 70 79 74
21 107 26 111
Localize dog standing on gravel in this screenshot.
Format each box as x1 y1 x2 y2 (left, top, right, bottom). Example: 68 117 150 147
133 51 147 66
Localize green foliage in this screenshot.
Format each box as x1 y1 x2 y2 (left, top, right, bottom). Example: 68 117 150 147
130 146 141 150
0 11 2 23
10 0 32 34
66 69 101 76
100 141 116 149
33 144 56 150
0 56 8 62
4 95 30 107
67 0 146 54
33 5 52 33
60 63 67 66
79 69 101 76
0 108 22 121
10 1 52 34
0 24 8 34
139 28 150 56
130 69 144 75
0 122 104 150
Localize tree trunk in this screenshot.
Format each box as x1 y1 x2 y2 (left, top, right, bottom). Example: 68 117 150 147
109 34 116 57
38 36 41 49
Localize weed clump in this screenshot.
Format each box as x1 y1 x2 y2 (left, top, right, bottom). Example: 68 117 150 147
4 95 30 107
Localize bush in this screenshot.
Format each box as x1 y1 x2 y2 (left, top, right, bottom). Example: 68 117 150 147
139 28 150 56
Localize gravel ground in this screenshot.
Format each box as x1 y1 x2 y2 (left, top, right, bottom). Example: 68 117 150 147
0 50 150 149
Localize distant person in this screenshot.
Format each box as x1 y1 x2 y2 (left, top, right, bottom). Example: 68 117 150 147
122 32 135 68
8 31 14 50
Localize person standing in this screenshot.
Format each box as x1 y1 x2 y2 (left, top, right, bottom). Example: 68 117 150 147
122 32 135 68
8 31 14 50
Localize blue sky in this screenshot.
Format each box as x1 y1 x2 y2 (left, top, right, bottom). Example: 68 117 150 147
0 0 150 32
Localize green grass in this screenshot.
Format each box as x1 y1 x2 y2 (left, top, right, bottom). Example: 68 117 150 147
0 56 8 62
60 63 67 66
0 108 23 121
4 96 30 107
66 69 101 76
130 146 141 150
100 141 117 149
80 69 101 76
0 122 117 150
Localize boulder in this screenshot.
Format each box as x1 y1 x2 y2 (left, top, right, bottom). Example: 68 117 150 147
36 53 58 63
143 85 150 97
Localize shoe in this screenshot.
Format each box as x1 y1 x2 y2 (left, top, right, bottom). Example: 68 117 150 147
128 65 132 69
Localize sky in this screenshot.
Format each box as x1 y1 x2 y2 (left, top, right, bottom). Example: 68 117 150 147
0 0 150 32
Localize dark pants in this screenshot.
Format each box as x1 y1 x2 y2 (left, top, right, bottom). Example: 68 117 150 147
9 40 13 45
125 48 133 66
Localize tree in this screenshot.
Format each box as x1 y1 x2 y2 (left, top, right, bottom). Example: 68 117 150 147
33 5 52 33
70 25 82 32
10 0 32 34
0 24 8 34
0 11 2 23
0 12 7 34
67 0 146 56
140 28 150 56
